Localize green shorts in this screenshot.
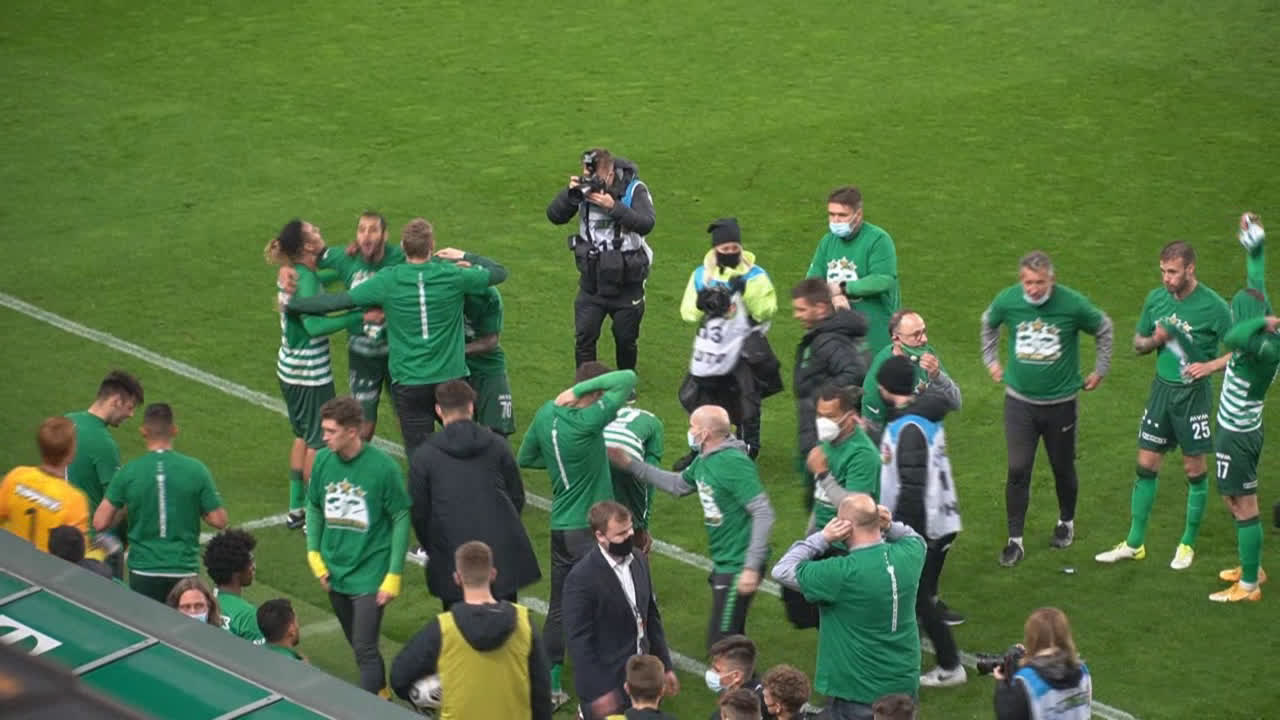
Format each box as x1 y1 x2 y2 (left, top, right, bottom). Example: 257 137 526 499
1214 427 1262 496
279 380 335 450
466 372 515 436
348 350 391 423
1137 377 1213 456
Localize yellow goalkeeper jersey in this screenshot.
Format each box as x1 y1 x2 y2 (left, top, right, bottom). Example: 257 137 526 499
0 465 90 552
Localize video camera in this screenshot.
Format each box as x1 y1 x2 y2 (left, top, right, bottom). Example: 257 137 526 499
975 644 1025 679
568 150 611 202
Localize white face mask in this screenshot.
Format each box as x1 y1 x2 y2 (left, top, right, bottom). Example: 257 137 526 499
687 429 701 451
704 668 724 693
185 611 208 623
1023 288 1052 306
829 221 853 238
815 413 850 443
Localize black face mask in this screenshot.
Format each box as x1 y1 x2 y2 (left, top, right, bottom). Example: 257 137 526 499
715 251 741 268
607 536 634 558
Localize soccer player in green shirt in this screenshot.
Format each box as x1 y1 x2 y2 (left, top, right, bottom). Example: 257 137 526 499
806 386 882 534
464 286 517 437
204 528 264 643
1097 241 1232 570
258 599 306 661
286 218 507 457
93 404 228 603
305 396 411 695
806 186 900 354
982 251 1113 566
862 309 961 442
66 369 144 574
603 403 665 552
772 494 926 714
517 363 636 707
266 219 363 530
611 404 776 652
1209 213 1273 603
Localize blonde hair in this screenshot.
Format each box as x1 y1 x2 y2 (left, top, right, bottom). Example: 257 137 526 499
167 577 222 627
1023 607 1079 665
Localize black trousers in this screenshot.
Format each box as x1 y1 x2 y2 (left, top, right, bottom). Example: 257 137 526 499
329 591 387 693
917 533 959 669
574 286 645 371
687 374 762 454
544 528 595 665
1004 395 1079 537
708 571 756 652
391 381 442 458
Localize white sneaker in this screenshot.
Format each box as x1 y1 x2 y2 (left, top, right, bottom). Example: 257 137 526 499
1095 542 1146 563
408 547 429 566
920 665 967 687
1170 543 1195 570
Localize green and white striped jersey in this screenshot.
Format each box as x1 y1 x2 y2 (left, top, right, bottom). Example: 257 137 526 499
276 267 335 387
1217 328 1280 433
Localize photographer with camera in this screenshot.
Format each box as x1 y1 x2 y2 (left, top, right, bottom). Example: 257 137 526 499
988 607 1091 720
548 148 655 373
675 218 778 464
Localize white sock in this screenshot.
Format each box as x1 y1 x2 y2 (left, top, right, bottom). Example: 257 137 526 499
1240 581 1259 591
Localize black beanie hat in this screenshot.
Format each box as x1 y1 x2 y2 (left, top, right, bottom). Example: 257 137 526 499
877 355 917 396
708 217 741 247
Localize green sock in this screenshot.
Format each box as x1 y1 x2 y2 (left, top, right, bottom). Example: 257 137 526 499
1238 515 1262 585
288 469 305 511
1126 467 1159 548
550 663 563 693
1180 473 1208 546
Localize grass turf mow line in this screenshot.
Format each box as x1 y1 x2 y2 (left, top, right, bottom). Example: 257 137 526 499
0 290 1138 720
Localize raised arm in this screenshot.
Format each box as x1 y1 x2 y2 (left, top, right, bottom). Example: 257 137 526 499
770 531 830 591
842 235 898 299
621 456 696 496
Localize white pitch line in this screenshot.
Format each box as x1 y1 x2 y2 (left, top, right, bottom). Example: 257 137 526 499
1 292 1137 720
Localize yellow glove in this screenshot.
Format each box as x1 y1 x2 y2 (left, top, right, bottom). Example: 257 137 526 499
378 573 402 597
307 551 328 579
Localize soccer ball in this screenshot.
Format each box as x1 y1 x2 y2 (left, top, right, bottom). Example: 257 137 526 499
409 674 443 714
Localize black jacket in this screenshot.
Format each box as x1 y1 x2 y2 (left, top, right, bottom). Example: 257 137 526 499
409 420 541 605
390 600 551 720
994 651 1089 720
563 546 672 705
794 309 870 451
547 157 655 236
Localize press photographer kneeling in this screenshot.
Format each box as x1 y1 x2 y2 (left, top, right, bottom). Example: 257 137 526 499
987 607 1092 720
548 148 655 372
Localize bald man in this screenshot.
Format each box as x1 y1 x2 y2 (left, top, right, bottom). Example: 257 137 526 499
609 405 776 651
771 495 926 719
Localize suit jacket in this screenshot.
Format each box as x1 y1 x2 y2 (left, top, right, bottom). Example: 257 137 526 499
563 545 672 704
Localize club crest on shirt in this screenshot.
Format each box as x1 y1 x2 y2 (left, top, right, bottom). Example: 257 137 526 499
695 480 723 526
324 479 370 530
1015 318 1062 363
1159 313 1194 336
825 257 859 284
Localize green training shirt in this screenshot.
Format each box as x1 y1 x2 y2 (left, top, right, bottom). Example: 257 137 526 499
862 344 938 427
216 589 264 644
682 445 766 574
517 370 636 530
463 287 508 378
318 244 406 357
805 221 900 353
984 284 1105 400
1138 282 1230 385
813 428 881 529
795 534 926 703
603 406 665 530
306 443 412 595
66 410 121 514
105 449 222 575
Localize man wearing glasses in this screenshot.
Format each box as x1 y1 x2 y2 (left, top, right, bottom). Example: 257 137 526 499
861 309 960 442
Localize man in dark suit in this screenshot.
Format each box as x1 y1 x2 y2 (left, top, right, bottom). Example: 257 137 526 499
409 380 541 610
564 500 679 720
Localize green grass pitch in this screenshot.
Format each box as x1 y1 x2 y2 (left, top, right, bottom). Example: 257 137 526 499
3 2 1280 718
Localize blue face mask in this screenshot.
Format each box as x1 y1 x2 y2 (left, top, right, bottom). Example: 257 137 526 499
704 668 724 693
829 221 854 238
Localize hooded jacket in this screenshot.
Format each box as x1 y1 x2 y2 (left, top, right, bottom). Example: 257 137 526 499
794 309 870 451
390 600 551 720
680 249 777 325
409 420 541 605
994 650 1091 720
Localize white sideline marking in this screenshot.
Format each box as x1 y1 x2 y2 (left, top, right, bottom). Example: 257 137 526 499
2 292 1136 720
